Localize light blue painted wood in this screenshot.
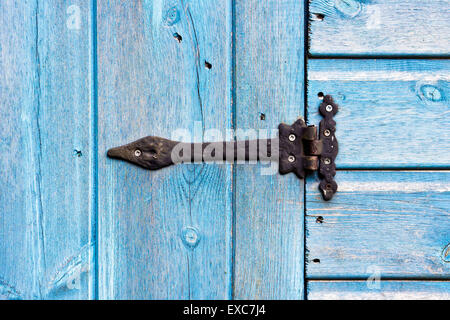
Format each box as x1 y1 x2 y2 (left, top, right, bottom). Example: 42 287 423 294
308 59 450 168
233 0 305 299
308 281 450 300
0 1 94 299
306 171 450 279
309 0 450 56
1 0 447 301
97 0 233 299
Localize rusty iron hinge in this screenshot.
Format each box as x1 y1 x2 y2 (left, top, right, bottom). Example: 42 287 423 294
107 95 339 200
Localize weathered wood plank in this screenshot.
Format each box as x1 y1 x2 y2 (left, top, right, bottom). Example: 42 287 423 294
309 0 450 56
308 59 450 168
97 0 233 299
308 281 450 300
233 0 305 299
0 1 94 299
306 171 450 278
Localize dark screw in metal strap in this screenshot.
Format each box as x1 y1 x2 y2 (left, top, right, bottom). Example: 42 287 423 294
107 95 339 200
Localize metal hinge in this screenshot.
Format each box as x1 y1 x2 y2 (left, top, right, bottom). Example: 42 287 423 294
107 95 338 200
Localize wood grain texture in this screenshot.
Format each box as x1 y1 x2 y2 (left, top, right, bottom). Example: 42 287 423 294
306 171 450 279
308 59 450 168
233 0 305 299
0 1 94 299
309 0 450 56
308 281 450 300
97 0 233 299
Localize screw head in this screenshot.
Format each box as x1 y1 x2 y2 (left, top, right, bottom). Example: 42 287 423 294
323 157 331 165
134 149 142 157
288 155 295 163
325 104 333 112
288 134 296 142
324 129 331 137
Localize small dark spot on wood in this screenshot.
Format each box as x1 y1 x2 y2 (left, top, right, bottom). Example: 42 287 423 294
204 61 212 69
312 258 321 263
173 32 182 43
73 149 82 157
312 13 325 21
260 113 266 120
316 216 324 223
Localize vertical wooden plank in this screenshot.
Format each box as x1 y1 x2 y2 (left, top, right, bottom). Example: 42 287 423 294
0 1 94 299
233 0 305 299
97 1 233 299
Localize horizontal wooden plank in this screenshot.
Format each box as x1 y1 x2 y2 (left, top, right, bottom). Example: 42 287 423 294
233 0 305 299
0 1 94 299
307 59 450 168
309 0 450 56
306 171 450 278
308 281 450 300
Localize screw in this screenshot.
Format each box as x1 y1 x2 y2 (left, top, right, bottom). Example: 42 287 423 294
326 105 333 112
288 134 296 142
288 155 295 163
323 157 331 165
324 129 331 137
134 149 142 157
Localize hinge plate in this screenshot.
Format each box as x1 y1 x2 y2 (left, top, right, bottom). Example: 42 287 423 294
107 94 339 200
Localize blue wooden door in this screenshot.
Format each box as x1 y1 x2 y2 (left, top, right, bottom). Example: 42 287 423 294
306 0 450 299
96 0 305 299
0 0 448 300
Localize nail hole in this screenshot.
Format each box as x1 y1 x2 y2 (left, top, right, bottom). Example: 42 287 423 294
73 149 82 157
260 113 266 120
173 32 182 42
318 92 324 99
316 216 324 224
312 258 321 263
312 13 325 21
204 61 212 69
